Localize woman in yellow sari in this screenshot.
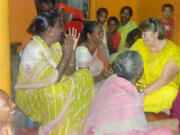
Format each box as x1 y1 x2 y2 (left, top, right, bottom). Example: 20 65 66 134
15 11 94 135
131 18 180 115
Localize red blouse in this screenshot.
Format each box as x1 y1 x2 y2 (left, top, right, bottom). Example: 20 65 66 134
106 32 121 51
160 18 174 40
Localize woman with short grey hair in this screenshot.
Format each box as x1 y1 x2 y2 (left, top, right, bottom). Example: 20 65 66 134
83 50 173 135
131 18 180 115
139 18 166 40
113 50 143 82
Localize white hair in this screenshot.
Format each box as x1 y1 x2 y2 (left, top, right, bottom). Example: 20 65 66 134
113 50 143 81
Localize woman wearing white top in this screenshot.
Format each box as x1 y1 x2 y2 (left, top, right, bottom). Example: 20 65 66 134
76 21 113 84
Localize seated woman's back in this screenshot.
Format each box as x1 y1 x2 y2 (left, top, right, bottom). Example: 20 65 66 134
83 51 173 135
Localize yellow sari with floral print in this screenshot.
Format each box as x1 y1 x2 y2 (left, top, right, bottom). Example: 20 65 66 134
15 36 94 135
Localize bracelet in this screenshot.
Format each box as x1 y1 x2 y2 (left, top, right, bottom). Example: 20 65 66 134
61 63 66 66
139 89 146 95
69 63 75 66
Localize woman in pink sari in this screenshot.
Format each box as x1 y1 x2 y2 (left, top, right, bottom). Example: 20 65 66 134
83 50 173 135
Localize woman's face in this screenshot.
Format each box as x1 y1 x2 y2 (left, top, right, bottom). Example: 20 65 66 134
141 31 157 46
50 18 65 43
120 9 131 24
90 24 104 45
0 94 16 123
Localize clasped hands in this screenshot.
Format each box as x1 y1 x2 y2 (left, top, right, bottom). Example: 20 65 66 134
102 66 114 78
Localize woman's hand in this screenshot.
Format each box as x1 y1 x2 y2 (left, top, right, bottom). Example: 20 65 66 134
102 67 114 78
143 62 179 95
139 89 145 103
70 28 80 50
62 28 80 59
57 28 80 81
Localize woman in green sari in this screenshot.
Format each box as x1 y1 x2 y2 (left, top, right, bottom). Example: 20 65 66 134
110 7 138 64
15 11 94 135
117 6 137 50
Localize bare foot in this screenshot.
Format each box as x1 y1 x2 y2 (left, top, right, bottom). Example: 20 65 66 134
161 108 171 115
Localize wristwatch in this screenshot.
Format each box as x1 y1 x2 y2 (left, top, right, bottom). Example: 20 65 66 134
139 89 146 95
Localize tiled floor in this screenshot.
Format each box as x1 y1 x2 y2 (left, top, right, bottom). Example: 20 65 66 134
145 112 175 121
13 108 39 135
146 112 179 134
14 112 179 135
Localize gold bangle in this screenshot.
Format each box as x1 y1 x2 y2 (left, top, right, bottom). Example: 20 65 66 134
61 63 66 66
69 63 75 66
139 89 146 95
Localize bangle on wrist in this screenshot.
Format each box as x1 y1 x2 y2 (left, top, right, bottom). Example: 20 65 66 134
139 89 146 95
62 55 71 60
61 63 66 66
69 63 75 66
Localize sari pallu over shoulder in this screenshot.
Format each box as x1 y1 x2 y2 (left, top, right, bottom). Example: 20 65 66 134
118 21 137 50
15 36 62 90
83 75 173 135
83 75 148 135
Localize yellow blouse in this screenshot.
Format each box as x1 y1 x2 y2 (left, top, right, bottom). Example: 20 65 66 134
131 39 180 90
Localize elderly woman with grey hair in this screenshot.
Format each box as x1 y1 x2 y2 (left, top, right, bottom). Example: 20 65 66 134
131 18 180 115
83 50 173 135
